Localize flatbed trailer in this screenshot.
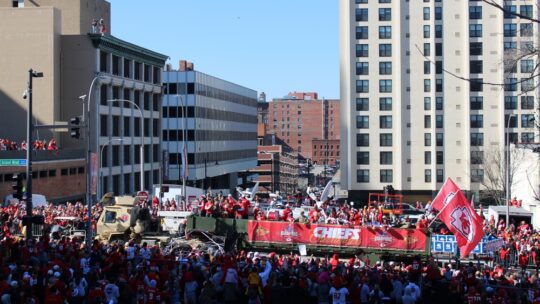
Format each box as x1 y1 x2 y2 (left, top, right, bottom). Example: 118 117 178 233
186 216 431 260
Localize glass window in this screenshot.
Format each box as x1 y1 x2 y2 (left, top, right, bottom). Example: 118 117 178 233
424 133 432 146
424 25 431 38
380 116 392 128
356 80 369 93
436 169 444 183
380 169 393 183
379 98 392 111
424 115 431 128
469 24 482 37
425 170 432 183
522 114 535 128
522 78 535 92
423 7 430 20
379 44 392 57
425 151 431 164
356 8 369 21
470 60 483 73
504 78 517 92
470 96 483 110
424 61 431 74
520 5 533 18
424 97 431 110
521 132 535 143
379 80 392 93
520 23 533 37
356 98 369 111
356 44 369 57
471 133 484 146
469 6 482 19
435 25 442 38
436 151 444 164
435 7 442 20
471 151 483 164
379 26 392 39
505 96 518 109
436 79 443 92
435 43 443 56
471 169 484 183
379 62 392 75
356 62 369 75
423 43 431 56
470 42 482 55
380 152 392 164
504 5 516 19
436 133 443 146
521 96 534 109
470 115 483 128
504 41 517 51
356 0 368 3
470 78 483 92
521 59 534 73
424 79 431 92
505 115 518 128
357 170 369 183
436 115 444 128
357 152 369 165
380 133 393 146
379 8 391 21
379 0 391 2
436 97 443 110
357 115 369 128
356 26 369 39
504 23 517 37
357 134 369 146
436 61 443 74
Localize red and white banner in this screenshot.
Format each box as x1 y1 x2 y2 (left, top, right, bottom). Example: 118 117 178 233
431 178 484 258
247 221 428 252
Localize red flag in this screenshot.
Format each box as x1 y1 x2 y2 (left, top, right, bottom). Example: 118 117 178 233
431 178 484 258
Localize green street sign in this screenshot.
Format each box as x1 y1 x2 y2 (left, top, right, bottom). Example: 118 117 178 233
0 159 27 166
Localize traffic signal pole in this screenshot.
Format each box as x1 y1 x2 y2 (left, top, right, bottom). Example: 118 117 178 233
25 70 35 240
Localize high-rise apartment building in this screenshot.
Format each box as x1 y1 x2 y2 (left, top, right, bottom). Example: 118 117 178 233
263 92 340 164
161 62 258 194
340 0 539 201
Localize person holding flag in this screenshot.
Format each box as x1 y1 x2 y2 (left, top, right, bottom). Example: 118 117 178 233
430 178 484 258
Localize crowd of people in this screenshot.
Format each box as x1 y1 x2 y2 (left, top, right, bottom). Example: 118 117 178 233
0 139 58 151
0 189 539 303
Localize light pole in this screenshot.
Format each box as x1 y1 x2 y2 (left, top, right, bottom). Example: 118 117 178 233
505 113 517 226
109 99 144 192
99 138 124 199
83 74 105 249
25 69 43 241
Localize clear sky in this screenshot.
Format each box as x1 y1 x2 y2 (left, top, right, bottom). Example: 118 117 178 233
111 0 339 100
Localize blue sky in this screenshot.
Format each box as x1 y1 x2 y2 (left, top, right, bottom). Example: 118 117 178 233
111 0 339 100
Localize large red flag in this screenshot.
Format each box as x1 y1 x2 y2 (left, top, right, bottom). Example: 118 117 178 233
431 178 484 258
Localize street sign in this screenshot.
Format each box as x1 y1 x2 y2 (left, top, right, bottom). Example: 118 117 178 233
137 191 149 203
0 159 27 166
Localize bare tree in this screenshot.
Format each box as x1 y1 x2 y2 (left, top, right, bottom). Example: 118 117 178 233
477 146 528 205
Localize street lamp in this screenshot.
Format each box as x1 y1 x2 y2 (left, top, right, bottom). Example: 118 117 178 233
505 113 517 226
108 99 144 192
99 138 124 199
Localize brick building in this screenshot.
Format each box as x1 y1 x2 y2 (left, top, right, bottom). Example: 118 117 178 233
262 92 340 163
312 139 340 166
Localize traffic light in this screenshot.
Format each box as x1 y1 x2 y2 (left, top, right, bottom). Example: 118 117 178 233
70 116 81 139
11 174 23 200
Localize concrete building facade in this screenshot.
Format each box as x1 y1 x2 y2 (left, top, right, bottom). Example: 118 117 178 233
340 0 540 202
263 92 340 163
0 0 167 198
162 62 258 194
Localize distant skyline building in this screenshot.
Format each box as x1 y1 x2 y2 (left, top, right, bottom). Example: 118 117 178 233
162 61 258 194
340 0 539 201
260 92 340 165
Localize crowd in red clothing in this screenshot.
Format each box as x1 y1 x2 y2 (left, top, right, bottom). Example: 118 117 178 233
0 139 58 151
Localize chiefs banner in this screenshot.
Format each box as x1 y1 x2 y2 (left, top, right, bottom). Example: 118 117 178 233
247 221 427 252
431 178 484 258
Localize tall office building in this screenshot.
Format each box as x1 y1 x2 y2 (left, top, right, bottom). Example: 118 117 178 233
340 0 539 201
0 0 168 198
162 61 258 194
